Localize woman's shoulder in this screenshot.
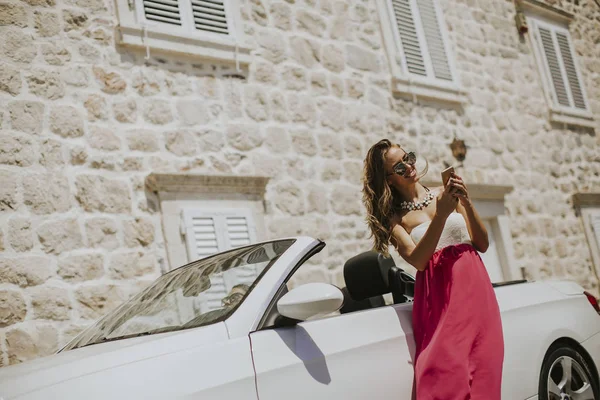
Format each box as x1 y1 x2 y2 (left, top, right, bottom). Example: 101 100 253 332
390 212 407 232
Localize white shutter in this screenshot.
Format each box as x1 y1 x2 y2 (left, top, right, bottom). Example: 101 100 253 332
535 21 589 111
538 26 570 107
191 0 229 34
391 0 427 76
556 32 587 110
414 0 452 81
138 0 231 36
389 0 454 82
183 215 222 261
182 208 258 312
142 0 182 26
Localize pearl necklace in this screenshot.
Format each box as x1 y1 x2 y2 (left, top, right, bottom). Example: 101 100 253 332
400 190 434 211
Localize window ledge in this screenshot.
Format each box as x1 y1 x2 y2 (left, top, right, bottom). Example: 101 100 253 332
116 23 253 65
518 0 574 24
550 107 595 129
145 173 269 196
573 193 600 209
392 76 467 105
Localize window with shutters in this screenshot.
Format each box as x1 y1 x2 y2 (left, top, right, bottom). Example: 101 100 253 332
526 13 594 128
114 0 251 65
376 0 465 104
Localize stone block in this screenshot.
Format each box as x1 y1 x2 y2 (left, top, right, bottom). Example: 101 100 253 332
58 253 104 282
197 129 224 152
23 173 71 214
331 184 362 215
290 36 320 67
256 30 287 64
26 69 65 100
8 101 44 134
85 218 119 250
34 10 60 37
226 124 263 151
88 125 121 151
244 86 269 121
143 99 173 125
127 130 159 152
273 182 305 216
92 66 126 94
8 218 33 252
0 133 35 166
290 129 317 156
37 218 83 254
296 10 326 36
0 291 26 327
345 44 379 72
0 62 21 95
176 99 208 126
322 44 345 73
1 28 35 63
6 324 58 364
123 218 155 247
109 251 156 279
0 257 52 287
75 175 131 213
49 105 84 138
75 284 126 320
39 138 64 168
165 130 197 156
30 286 72 321
84 94 108 121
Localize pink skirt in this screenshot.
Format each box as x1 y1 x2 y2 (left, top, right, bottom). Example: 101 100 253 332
412 244 504 400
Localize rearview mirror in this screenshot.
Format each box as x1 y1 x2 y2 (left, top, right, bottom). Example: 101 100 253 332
277 283 344 321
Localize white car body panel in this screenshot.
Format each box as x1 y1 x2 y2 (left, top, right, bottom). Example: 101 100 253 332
0 236 598 400
250 303 415 400
497 281 600 399
1 322 256 400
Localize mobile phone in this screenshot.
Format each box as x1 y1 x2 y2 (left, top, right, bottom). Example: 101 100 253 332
441 166 454 187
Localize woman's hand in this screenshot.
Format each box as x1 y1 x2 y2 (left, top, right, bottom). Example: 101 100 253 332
436 184 458 219
449 173 471 207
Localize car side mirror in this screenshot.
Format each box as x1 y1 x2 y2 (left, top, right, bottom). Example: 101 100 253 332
277 283 344 321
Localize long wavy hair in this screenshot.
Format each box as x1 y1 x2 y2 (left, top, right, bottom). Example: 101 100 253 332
362 139 428 256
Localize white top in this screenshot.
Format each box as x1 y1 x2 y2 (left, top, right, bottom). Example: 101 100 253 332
410 212 472 252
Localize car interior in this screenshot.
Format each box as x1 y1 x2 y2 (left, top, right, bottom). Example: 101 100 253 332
259 249 416 330
340 251 415 314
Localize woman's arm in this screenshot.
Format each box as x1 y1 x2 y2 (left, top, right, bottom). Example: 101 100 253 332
453 174 489 253
456 200 489 252
391 213 449 271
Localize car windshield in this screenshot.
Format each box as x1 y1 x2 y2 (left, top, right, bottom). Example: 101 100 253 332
63 239 296 351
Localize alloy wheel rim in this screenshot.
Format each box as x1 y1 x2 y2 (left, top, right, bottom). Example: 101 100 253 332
547 356 594 400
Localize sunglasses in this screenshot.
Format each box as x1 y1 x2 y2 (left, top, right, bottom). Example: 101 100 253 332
387 152 417 177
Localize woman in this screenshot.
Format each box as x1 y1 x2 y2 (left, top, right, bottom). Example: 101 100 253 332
362 139 504 399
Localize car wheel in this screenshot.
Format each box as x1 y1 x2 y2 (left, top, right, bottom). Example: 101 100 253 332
539 344 599 400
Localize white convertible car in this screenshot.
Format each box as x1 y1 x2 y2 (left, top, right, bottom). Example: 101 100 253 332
1 237 600 400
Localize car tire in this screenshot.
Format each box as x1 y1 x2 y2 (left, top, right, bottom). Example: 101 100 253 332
539 344 600 400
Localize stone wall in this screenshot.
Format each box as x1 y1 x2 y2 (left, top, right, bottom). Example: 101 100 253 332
0 0 599 366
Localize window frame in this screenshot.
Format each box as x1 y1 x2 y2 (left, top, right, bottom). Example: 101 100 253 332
376 0 466 104
114 0 252 64
573 193 600 291
526 12 594 128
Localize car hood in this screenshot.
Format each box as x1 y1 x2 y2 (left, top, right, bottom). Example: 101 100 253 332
0 322 229 400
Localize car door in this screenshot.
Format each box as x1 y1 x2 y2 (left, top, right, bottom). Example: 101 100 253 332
249 302 415 399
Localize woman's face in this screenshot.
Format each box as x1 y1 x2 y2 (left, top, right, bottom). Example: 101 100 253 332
384 146 418 187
